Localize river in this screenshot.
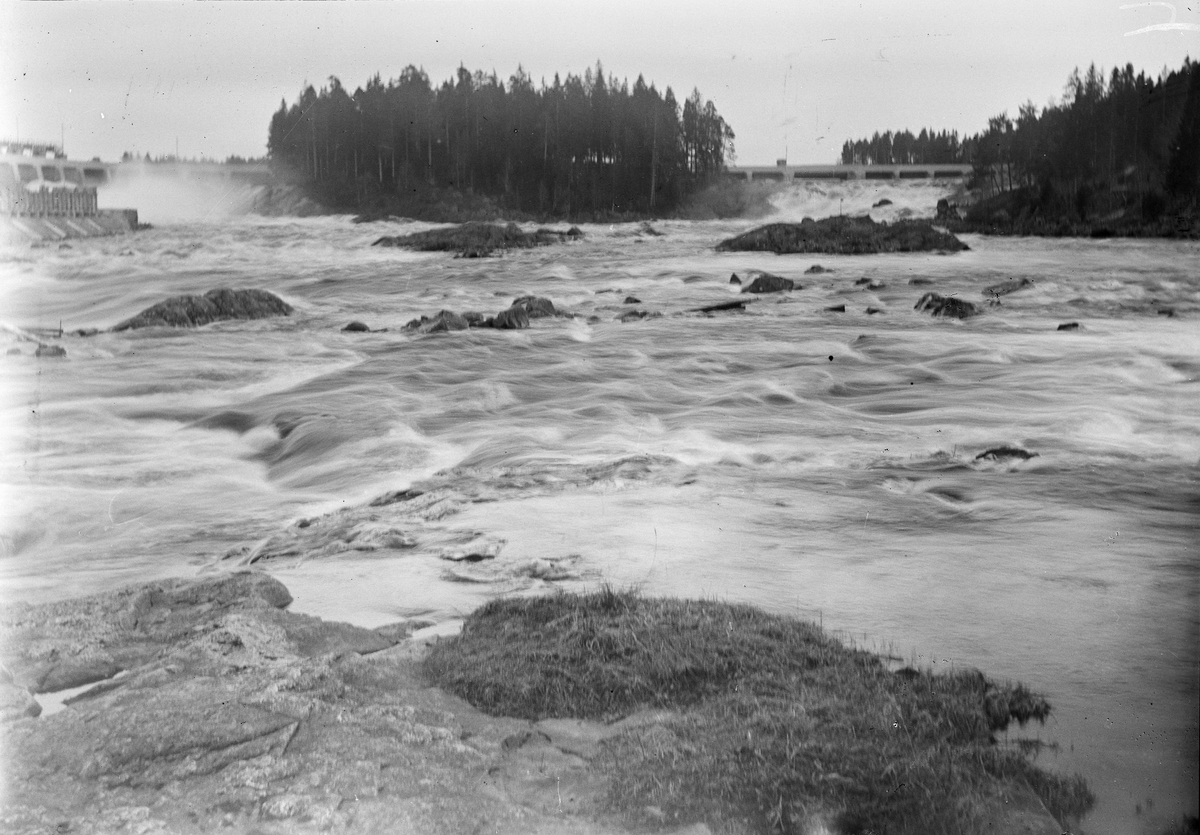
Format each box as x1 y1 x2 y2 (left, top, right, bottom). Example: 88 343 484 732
2 180 1197 833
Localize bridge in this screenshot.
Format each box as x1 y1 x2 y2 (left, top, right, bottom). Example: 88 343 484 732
725 163 974 183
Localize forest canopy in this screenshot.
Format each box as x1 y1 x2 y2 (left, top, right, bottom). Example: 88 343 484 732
841 58 1199 219
267 63 735 218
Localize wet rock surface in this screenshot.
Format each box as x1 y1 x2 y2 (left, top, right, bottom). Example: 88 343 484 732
716 216 969 255
914 292 980 319
0 573 670 835
112 289 293 331
739 271 795 294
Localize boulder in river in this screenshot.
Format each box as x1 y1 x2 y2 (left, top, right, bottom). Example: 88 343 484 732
975 446 1038 462
404 310 470 334
112 288 292 331
342 321 371 332
1057 322 1081 331
914 292 979 319
510 296 559 319
34 344 66 358
716 216 969 255
617 309 662 323
804 264 833 274
983 277 1035 298
740 271 796 294
372 222 580 257
729 273 742 285
491 306 531 330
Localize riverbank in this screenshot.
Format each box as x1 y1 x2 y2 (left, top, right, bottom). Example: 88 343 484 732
945 188 1200 239
0 572 1083 835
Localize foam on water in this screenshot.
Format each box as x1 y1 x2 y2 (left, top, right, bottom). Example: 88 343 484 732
1 188 1197 833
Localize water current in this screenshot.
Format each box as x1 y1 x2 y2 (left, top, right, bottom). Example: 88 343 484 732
2 180 1197 833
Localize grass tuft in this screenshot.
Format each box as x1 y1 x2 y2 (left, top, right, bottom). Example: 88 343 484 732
425 589 1093 834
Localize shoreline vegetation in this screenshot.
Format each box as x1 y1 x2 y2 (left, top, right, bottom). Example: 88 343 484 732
844 58 1199 240
259 57 1198 237
426 588 1093 834
0 573 1092 834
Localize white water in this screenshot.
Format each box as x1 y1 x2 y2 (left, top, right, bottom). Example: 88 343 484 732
2 180 1197 833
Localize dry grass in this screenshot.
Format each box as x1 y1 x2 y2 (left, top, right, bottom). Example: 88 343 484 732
425 588 1093 835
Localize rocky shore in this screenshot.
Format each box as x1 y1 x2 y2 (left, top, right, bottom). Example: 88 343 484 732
1 573 1081 835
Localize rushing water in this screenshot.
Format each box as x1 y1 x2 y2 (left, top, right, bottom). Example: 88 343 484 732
2 180 1197 833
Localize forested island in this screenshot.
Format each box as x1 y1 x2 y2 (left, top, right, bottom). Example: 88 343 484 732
843 59 1199 237
267 63 734 220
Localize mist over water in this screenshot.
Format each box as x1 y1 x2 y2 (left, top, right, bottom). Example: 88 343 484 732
1 180 1197 834
99 165 266 224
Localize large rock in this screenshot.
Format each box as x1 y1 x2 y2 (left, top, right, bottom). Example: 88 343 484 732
740 271 795 294
112 289 292 331
0 574 648 835
716 216 969 255
372 222 581 258
491 306 531 330
404 310 470 334
914 292 980 319
510 296 559 319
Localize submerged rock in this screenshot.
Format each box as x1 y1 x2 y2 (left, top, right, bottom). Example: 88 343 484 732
403 310 470 334
112 288 292 331
804 264 833 274
617 309 662 323
691 300 751 314
983 277 1035 298
1057 322 1081 331
825 304 846 312
716 216 968 255
623 296 642 304
342 320 371 332
34 344 66 358
975 446 1038 462
914 292 980 319
740 271 796 294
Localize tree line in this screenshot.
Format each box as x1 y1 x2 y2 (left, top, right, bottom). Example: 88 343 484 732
267 63 735 217
840 129 972 166
841 58 1198 218
969 59 1198 206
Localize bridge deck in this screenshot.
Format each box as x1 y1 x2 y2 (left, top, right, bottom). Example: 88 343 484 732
726 163 973 182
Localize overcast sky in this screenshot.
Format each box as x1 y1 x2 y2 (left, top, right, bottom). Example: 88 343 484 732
1 1 1195 166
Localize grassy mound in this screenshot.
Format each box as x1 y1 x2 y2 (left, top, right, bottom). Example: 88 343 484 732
372 221 581 257
716 216 969 255
425 589 1093 834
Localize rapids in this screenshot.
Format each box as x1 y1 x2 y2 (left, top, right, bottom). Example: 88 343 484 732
1 179 1197 833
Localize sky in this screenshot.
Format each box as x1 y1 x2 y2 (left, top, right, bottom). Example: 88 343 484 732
1 0 1196 166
